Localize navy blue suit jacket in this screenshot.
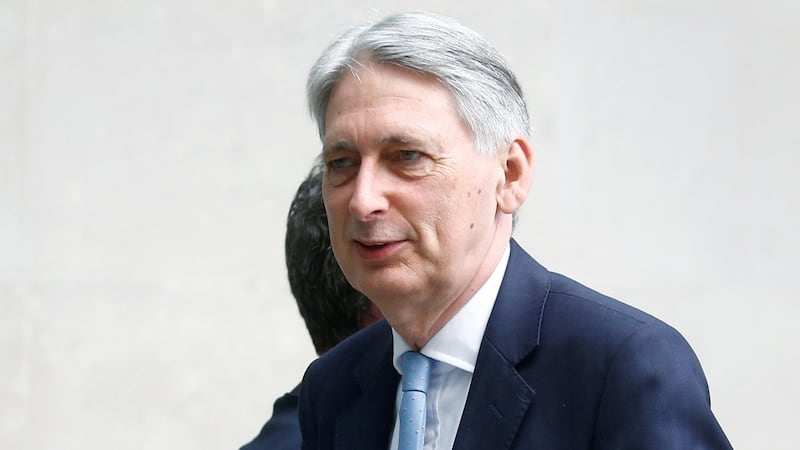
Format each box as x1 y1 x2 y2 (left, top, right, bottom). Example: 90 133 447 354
241 385 302 450
299 240 731 449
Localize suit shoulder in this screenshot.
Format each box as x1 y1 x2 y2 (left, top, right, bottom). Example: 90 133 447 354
539 271 692 359
548 271 666 327
501 241 684 358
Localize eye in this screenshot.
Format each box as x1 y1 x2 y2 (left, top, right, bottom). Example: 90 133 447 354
324 154 359 186
399 150 421 161
328 157 353 169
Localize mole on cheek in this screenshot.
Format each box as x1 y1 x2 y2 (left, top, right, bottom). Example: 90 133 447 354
470 223 475 229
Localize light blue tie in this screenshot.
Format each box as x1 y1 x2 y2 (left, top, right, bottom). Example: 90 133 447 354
399 351 433 450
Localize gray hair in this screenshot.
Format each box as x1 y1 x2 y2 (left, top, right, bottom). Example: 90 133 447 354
306 11 531 156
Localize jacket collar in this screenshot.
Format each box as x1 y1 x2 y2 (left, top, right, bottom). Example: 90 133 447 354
453 239 551 449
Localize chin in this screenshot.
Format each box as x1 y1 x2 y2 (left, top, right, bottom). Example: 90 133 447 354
357 276 418 302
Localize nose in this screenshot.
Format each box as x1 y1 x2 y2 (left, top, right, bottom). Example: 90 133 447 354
349 162 389 221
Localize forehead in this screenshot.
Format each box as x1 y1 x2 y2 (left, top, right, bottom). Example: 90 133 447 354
323 64 470 148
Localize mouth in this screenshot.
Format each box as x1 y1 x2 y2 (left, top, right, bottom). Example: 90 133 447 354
355 238 393 247
353 239 402 260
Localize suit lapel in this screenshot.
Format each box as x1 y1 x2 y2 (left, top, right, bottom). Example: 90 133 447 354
453 240 551 450
334 322 399 450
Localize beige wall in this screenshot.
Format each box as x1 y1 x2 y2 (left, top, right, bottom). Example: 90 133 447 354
2 0 797 448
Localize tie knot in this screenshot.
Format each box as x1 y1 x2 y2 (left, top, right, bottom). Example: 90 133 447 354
400 351 432 393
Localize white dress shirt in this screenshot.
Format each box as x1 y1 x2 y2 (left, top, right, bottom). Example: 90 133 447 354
389 244 510 450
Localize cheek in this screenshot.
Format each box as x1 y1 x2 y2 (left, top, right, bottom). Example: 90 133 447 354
323 191 348 221
432 187 483 235
460 180 499 231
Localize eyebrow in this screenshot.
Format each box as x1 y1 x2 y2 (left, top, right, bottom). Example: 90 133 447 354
322 139 357 154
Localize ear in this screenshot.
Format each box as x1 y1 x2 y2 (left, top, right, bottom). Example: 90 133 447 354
496 137 534 214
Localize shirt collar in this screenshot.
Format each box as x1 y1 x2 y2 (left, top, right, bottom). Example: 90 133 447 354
393 243 510 374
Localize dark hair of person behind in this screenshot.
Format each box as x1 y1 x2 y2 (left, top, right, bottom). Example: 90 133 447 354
285 165 370 355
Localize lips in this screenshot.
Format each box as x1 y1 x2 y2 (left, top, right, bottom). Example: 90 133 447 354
355 238 392 247
353 239 402 260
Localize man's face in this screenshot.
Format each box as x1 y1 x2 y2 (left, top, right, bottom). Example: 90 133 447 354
321 63 506 322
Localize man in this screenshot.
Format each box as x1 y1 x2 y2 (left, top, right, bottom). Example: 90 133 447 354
299 11 731 450
240 165 381 450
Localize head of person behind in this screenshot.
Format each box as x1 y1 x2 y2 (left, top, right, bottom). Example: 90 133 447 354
306 11 535 350
285 164 381 355
240 165 382 450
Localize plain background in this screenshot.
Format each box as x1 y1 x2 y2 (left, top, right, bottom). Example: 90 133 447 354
2 0 798 448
